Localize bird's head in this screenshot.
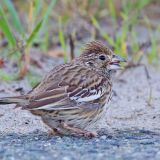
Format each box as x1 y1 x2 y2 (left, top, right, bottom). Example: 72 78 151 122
80 41 126 75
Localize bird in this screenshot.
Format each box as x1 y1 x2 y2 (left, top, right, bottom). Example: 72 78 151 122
0 41 126 138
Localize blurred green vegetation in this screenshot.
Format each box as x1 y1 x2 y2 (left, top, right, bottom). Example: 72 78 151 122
0 0 160 84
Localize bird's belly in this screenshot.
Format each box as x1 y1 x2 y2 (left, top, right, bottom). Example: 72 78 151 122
41 106 105 131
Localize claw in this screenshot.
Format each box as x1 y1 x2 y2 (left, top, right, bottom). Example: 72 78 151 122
48 128 62 136
83 131 97 138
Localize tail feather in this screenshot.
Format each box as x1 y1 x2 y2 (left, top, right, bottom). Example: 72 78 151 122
0 96 29 105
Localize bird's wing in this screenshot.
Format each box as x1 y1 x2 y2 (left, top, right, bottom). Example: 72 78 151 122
24 72 108 111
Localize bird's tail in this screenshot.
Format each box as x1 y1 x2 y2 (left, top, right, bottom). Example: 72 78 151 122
0 96 29 105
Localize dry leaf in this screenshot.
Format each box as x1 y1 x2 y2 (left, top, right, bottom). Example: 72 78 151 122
0 58 4 68
48 50 64 57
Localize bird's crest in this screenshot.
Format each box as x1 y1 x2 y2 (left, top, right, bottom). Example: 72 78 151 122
82 41 113 56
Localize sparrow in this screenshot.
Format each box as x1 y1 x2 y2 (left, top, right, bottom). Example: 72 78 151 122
0 41 126 137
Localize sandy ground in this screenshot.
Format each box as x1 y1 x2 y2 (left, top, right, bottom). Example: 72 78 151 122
105 66 160 133
0 62 160 135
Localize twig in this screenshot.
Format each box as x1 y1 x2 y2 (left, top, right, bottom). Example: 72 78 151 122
68 34 75 62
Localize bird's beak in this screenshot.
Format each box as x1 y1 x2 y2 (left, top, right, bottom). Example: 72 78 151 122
109 54 126 70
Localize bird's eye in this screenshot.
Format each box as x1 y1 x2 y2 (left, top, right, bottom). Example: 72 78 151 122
99 55 106 61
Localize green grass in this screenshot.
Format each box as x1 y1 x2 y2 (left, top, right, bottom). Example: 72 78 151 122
0 5 16 47
2 0 24 34
0 0 57 83
1 0 57 55
58 16 68 63
0 70 17 81
0 0 159 85
91 0 159 64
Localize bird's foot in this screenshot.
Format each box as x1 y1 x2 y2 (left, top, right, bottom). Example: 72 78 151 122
48 128 63 136
61 122 97 138
77 130 97 138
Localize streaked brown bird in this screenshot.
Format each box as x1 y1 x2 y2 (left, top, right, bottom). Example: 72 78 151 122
0 41 126 137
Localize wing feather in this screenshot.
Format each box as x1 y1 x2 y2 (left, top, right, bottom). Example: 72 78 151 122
24 66 109 111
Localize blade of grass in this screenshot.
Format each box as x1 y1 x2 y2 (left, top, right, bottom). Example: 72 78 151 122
58 16 67 62
148 34 158 64
91 16 114 46
144 16 159 64
0 5 16 47
42 0 57 28
25 19 43 47
108 0 116 21
38 0 57 51
33 0 42 19
2 0 24 34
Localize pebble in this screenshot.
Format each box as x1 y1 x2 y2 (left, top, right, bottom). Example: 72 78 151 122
100 135 107 140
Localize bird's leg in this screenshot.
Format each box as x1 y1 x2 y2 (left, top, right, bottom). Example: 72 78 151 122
48 128 63 136
41 117 63 136
60 122 97 138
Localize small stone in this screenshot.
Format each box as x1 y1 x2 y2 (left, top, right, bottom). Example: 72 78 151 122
100 135 107 140
63 156 71 160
